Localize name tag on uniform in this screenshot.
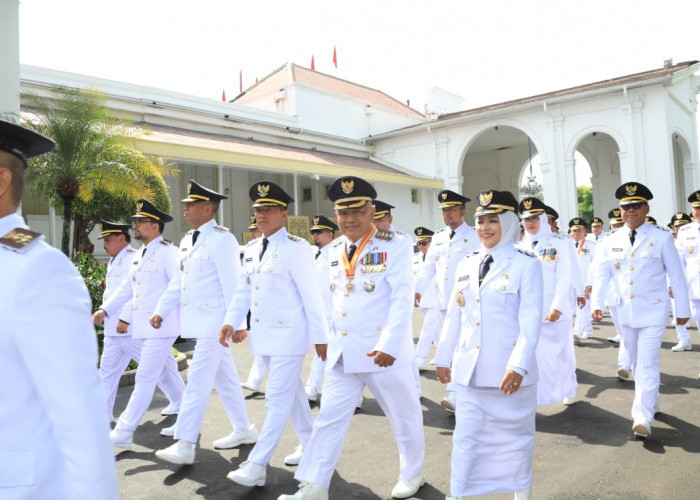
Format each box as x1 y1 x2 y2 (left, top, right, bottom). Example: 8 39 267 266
331 260 339 266
435 241 444 246
181 247 188 251
687 236 696 240
245 257 253 262
458 275 469 281
613 248 623 252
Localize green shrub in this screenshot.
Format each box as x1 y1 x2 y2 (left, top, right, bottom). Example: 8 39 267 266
73 250 107 312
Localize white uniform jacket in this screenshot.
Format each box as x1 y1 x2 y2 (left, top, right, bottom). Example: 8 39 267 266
103 244 136 336
0 213 118 499
414 251 440 309
675 221 700 300
101 234 180 338
573 238 597 287
591 222 690 327
434 245 542 388
420 222 479 310
155 219 241 338
518 235 575 321
224 227 329 356
325 228 416 373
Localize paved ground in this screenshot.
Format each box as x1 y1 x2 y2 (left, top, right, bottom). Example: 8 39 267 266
113 314 700 499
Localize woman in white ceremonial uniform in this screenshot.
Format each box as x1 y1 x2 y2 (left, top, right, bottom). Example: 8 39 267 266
517 197 578 406
435 189 542 500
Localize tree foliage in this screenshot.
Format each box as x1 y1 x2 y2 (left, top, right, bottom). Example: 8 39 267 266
22 85 162 255
577 185 594 222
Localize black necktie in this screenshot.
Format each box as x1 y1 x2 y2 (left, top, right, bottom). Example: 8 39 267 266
347 244 357 261
576 241 580 249
531 240 538 249
192 230 200 245
259 238 269 259
141 247 147 257
629 229 636 246
449 230 456 240
479 254 493 286
422 253 426 262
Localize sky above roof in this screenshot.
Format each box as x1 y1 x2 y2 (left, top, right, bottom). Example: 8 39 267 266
18 0 700 113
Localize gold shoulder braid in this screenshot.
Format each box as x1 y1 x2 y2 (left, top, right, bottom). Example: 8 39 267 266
160 239 172 245
375 230 394 241
214 225 229 232
0 227 44 254
288 234 303 242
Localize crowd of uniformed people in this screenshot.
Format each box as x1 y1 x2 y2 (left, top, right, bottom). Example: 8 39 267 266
1 118 699 499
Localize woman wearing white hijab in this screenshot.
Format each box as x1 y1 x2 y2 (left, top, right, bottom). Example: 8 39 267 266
518 197 579 406
435 190 542 500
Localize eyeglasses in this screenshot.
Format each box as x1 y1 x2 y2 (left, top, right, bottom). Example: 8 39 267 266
620 203 646 211
417 240 430 246
132 218 156 226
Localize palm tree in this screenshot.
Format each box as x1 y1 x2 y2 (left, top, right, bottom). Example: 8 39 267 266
22 85 152 255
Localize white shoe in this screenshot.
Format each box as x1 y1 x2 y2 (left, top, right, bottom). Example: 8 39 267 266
390 473 425 498
155 440 195 465
616 368 630 381
671 342 692 352
161 402 179 416
284 445 303 466
563 397 576 406
241 381 261 392
632 420 651 438
441 395 456 414
110 428 134 450
514 486 532 500
227 460 266 487
305 386 318 402
160 424 176 437
429 358 436 365
278 481 328 499
608 334 621 343
213 425 258 449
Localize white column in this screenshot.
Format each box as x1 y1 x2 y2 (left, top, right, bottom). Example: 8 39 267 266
293 173 299 216
217 164 224 224
0 1 20 118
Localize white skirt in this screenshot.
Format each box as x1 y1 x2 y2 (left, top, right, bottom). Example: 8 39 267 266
450 383 536 496
536 319 578 405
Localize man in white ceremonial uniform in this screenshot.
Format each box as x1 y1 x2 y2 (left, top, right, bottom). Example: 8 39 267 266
304 214 338 402
673 194 700 355
591 182 690 438
221 181 328 488
153 180 257 465
419 189 479 412
665 213 689 350
241 215 269 392
278 176 426 500
374 199 415 253
0 119 118 498
413 226 440 372
97 220 182 422
569 218 597 342
94 199 186 449
586 216 607 242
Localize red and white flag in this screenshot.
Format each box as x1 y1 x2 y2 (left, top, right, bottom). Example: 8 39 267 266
333 46 337 68
239 70 243 92
222 89 226 102
311 55 315 70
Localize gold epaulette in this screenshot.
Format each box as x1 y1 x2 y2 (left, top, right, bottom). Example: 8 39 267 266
375 230 394 241
160 239 172 245
288 234 303 242
0 227 44 254
214 225 229 232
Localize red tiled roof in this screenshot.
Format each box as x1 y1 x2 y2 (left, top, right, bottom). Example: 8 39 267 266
234 63 424 118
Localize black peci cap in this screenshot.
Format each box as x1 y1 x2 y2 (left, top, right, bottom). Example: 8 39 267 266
249 181 294 208
310 214 338 232
474 190 518 216
181 179 228 203
132 199 173 223
97 220 131 239
327 176 377 211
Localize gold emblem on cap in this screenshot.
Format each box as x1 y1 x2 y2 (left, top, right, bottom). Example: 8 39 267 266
676 212 683 219
187 181 192 193
523 199 533 209
137 201 143 211
257 184 270 197
479 191 493 206
441 192 448 200
625 184 637 196
416 227 423 235
341 179 354 194
574 218 580 224
613 209 620 217
313 216 319 225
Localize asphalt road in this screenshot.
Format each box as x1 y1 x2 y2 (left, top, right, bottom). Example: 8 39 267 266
113 314 700 499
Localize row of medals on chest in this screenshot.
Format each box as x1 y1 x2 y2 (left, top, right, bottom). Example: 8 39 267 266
331 263 386 295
